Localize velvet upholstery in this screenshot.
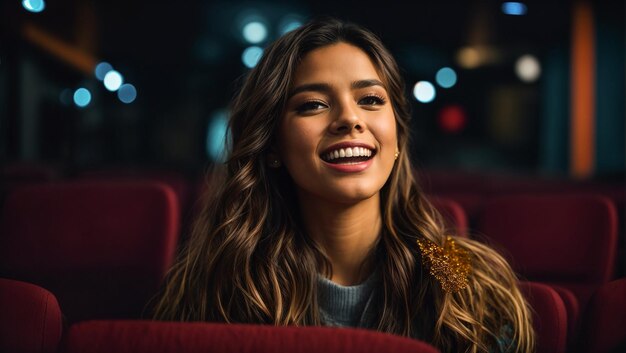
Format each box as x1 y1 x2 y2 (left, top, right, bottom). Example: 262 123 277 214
580 278 626 353
519 281 568 353
0 181 180 322
62 321 441 353
478 195 618 307
429 197 469 237
0 278 63 353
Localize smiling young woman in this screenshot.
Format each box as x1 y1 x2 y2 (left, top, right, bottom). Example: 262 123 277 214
152 18 535 353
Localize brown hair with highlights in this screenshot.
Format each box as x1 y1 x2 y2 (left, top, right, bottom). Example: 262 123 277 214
152 18 534 353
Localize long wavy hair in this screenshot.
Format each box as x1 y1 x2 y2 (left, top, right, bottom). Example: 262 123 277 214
152 18 534 353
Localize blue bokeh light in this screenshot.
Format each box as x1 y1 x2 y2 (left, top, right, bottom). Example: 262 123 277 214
22 0 45 13
73 88 91 108
278 15 304 35
95 62 113 81
206 110 229 162
117 84 137 103
413 81 436 103
502 2 527 15
103 70 123 91
435 67 458 88
243 21 268 44
242 46 263 68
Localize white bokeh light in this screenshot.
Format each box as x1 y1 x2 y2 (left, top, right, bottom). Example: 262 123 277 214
413 81 436 103
515 54 541 82
103 70 123 91
242 22 268 44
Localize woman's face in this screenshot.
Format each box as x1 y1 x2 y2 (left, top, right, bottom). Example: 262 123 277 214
277 42 398 204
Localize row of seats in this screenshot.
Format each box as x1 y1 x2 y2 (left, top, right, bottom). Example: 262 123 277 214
3 276 625 353
0 175 624 352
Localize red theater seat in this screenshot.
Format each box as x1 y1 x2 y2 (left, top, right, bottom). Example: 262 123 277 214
61 321 441 353
429 197 469 237
478 195 618 349
519 281 568 353
78 169 193 219
478 194 617 303
0 181 180 322
580 278 626 353
0 278 63 353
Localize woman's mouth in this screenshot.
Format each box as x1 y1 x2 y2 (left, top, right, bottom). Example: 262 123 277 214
320 146 376 165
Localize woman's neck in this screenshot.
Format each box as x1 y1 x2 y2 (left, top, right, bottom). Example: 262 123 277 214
298 192 382 286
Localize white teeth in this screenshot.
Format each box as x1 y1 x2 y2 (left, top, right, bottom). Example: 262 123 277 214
323 146 374 161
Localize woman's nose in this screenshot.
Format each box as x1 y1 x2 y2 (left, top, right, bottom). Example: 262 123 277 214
329 101 364 135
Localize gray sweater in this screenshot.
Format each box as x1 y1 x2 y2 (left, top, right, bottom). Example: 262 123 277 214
317 271 380 328
317 272 513 353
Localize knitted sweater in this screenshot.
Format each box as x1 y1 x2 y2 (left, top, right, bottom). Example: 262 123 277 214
316 272 513 353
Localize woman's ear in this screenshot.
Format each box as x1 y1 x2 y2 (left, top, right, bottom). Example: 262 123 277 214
266 149 282 168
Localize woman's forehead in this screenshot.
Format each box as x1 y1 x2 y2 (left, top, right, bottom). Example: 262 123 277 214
291 42 384 87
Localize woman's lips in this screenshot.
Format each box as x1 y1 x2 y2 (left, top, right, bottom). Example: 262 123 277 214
321 157 374 173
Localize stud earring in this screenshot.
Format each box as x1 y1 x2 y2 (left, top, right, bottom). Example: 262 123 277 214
394 150 399 160
267 155 281 168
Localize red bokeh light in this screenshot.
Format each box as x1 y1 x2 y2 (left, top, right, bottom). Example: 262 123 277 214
437 105 467 134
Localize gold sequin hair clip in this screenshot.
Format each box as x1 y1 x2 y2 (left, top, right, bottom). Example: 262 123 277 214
417 236 471 293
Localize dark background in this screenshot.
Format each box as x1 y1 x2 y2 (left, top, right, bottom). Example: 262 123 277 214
1 0 624 179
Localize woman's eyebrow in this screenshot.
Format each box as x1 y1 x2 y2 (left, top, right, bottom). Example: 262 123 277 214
288 79 386 99
351 79 385 90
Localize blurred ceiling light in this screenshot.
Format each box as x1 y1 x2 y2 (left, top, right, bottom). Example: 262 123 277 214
242 46 263 68
242 21 267 44
435 67 458 88
515 54 541 82
413 81 436 103
73 88 91 108
456 46 500 69
94 62 113 81
22 0 45 13
103 70 123 91
117 84 137 103
501 2 528 16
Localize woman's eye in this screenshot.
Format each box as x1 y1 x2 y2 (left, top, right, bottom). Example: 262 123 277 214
296 101 327 113
359 95 386 106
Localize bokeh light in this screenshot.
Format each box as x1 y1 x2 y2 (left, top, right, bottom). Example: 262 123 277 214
103 70 123 91
242 21 268 44
438 105 467 134
502 2 527 16
73 88 91 108
413 81 436 103
278 15 304 35
515 54 541 82
206 109 229 162
242 46 263 68
117 84 137 103
95 62 113 81
22 0 45 13
435 67 458 88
